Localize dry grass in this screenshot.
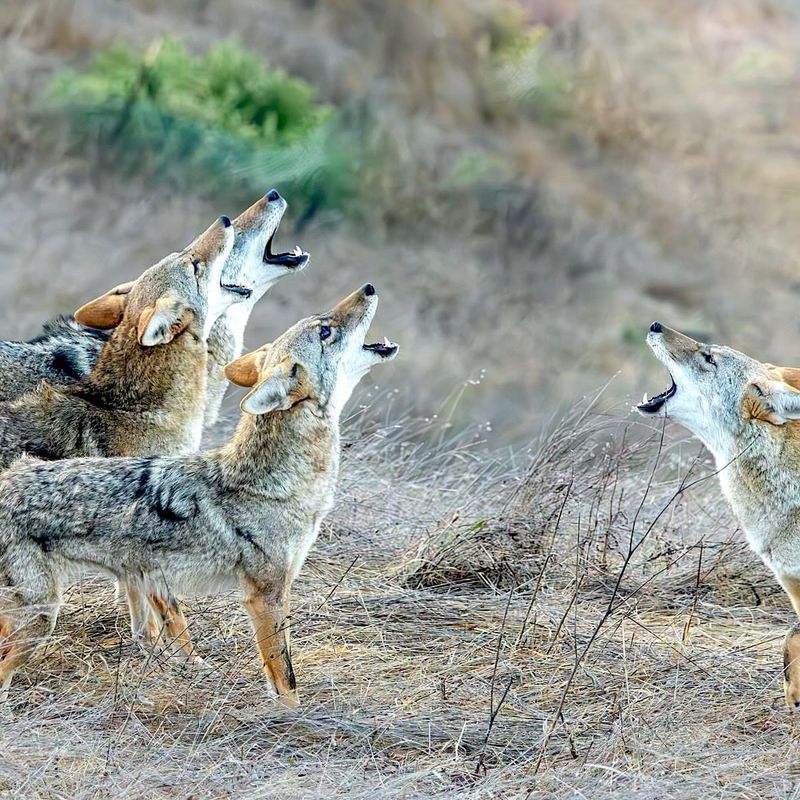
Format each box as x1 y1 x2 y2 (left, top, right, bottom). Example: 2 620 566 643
1 394 799 798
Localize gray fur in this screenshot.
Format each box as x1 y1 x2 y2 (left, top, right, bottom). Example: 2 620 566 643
0 317 109 401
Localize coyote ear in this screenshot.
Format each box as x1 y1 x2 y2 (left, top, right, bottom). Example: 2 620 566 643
224 346 271 388
189 215 235 266
240 360 299 415
137 295 193 347
747 379 800 425
74 281 135 329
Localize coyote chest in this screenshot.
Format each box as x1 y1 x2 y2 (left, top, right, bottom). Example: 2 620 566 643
720 455 800 574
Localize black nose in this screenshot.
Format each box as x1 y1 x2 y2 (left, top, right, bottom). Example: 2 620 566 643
220 215 231 228
363 283 376 296
650 321 663 333
266 189 281 202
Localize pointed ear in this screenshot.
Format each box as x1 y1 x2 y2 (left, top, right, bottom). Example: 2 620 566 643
74 281 135 329
772 367 800 392
137 295 194 347
224 346 271 388
747 379 800 425
240 360 299 415
189 215 235 266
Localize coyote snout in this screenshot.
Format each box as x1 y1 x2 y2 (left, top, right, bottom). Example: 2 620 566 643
225 283 398 418
224 189 309 296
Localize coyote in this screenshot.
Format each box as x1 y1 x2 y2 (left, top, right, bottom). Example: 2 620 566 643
638 321 800 708
0 190 308 428
204 188 309 427
0 285 398 705
0 215 239 466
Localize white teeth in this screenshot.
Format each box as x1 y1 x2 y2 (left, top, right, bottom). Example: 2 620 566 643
292 245 302 256
384 336 392 347
642 392 649 404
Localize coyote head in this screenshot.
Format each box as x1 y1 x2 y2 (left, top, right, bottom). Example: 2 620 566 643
638 322 800 456
225 284 399 419
73 216 243 346
224 189 309 307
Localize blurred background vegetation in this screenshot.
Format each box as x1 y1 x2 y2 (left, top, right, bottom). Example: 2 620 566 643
2 0 800 442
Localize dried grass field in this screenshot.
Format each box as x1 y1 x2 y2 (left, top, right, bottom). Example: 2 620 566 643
1 396 799 799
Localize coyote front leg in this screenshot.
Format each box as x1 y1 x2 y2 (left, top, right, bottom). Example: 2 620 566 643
777 575 800 708
242 583 298 708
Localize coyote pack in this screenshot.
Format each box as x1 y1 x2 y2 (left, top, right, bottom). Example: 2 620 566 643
14 183 800 721
0 284 397 704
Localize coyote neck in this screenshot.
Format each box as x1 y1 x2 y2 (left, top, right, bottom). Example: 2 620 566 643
221 405 339 494
205 317 240 427
80 319 207 411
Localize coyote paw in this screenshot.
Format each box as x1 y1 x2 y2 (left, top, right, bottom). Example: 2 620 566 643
784 681 800 710
186 654 212 670
277 689 300 709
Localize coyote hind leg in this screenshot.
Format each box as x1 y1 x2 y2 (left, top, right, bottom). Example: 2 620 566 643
146 593 201 664
124 578 200 665
123 581 153 647
0 596 59 703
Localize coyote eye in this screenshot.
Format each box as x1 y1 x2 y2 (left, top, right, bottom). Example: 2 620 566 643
319 325 332 341
703 351 716 366
192 259 202 276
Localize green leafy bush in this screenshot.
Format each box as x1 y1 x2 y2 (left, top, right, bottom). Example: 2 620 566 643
47 39 360 214
491 22 573 127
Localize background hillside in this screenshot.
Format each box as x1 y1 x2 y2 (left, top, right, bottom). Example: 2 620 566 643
5 0 800 442
3 2 800 798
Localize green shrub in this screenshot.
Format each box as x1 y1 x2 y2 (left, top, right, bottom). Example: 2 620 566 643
492 24 573 127
47 39 360 214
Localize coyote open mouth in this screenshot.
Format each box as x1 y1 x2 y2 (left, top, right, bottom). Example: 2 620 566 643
264 218 309 269
637 377 677 413
362 338 399 359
